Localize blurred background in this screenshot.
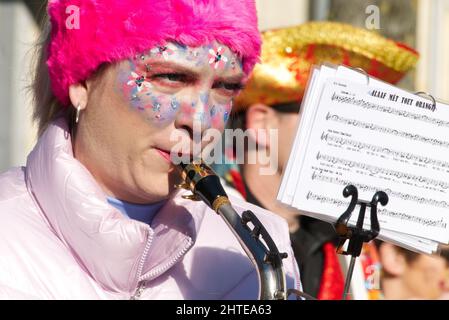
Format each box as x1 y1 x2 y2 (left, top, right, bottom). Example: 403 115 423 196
0 0 448 172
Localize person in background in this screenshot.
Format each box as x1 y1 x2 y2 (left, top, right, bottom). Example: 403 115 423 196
369 241 449 299
218 22 419 299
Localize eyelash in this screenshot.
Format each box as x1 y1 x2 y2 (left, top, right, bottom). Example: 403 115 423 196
151 73 191 83
150 73 244 92
213 81 244 91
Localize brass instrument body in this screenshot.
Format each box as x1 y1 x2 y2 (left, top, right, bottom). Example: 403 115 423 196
176 161 288 300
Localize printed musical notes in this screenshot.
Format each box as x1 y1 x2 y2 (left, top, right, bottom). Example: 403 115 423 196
277 65 449 253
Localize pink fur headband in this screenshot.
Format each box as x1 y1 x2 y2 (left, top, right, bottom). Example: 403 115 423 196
47 0 261 106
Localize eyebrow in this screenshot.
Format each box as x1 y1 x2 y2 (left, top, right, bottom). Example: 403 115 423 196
145 60 201 77
145 60 245 83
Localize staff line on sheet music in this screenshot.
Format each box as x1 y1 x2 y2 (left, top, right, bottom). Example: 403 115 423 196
320 132 449 170
330 92 447 127
325 113 449 148
311 172 449 209
316 152 449 189
306 191 447 228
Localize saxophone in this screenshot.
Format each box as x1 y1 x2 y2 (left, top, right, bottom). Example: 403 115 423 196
175 161 289 300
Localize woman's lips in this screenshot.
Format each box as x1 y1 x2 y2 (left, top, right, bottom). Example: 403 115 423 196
155 148 172 163
155 148 193 164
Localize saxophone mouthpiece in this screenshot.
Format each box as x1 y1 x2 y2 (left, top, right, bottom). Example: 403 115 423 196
176 161 230 213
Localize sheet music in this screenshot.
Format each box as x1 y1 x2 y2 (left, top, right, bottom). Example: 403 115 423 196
278 65 449 253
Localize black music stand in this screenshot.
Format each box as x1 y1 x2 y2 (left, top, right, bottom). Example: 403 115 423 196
334 185 389 300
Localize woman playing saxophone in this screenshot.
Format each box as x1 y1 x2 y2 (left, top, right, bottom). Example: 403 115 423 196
0 0 301 299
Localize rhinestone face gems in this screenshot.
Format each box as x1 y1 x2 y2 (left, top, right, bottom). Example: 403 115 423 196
127 72 152 92
118 42 242 129
208 46 228 70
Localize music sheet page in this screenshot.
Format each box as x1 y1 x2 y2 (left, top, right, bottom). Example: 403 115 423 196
280 73 449 250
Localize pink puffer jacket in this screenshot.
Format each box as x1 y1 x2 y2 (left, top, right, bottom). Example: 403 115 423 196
0 118 301 299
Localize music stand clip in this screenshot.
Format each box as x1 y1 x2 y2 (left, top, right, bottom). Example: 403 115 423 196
334 185 389 299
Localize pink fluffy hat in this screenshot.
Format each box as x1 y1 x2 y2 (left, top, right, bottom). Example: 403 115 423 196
47 0 261 106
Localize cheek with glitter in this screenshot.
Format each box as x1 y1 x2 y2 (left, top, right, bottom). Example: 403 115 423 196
118 58 155 109
170 97 180 111
209 102 232 129
223 111 230 123
118 65 184 126
178 101 196 122
143 95 182 125
150 96 161 112
153 95 176 122
200 93 209 105
119 69 145 108
210 105 217 118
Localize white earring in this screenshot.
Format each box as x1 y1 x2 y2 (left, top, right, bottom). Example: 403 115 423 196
75 104 82 124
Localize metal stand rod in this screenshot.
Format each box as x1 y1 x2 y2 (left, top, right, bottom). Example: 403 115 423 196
342 256 356 300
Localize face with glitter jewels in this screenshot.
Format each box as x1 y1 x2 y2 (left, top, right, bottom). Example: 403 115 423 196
73 41 244 204
117 42 242 132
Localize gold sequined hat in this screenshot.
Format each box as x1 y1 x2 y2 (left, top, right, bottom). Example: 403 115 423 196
235 21 419 111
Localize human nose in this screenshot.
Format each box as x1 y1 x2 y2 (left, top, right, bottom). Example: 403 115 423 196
174 91 212 139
